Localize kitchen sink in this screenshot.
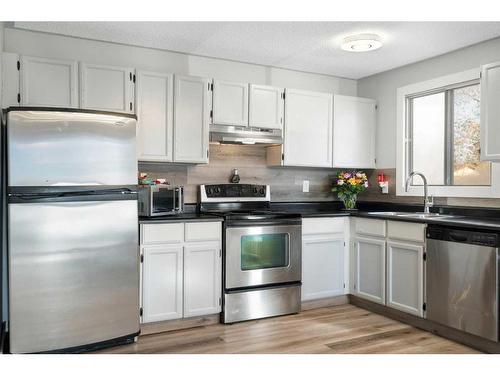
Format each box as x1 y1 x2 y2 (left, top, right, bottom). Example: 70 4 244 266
366 211 455 219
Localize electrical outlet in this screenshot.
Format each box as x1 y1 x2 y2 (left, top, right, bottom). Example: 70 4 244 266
302 180 310 193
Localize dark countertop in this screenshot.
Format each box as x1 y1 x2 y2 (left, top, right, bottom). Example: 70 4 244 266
139 213 223 224
139 201 500 231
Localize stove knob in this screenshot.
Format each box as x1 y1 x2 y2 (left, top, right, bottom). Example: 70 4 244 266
207 187 213 196
259 187 265 196
253 187 258 195
214 187 221 194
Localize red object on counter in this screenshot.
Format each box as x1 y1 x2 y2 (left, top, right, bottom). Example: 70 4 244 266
377 173 386 183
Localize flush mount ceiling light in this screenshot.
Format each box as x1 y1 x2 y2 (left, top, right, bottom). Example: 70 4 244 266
341 33 382 52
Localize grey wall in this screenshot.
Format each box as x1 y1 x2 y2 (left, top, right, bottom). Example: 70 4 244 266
358 36 500 169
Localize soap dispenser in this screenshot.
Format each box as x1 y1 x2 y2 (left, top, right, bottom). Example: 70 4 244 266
230 169 240 183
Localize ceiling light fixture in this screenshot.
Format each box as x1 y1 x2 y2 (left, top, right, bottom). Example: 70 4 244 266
341 33 382 52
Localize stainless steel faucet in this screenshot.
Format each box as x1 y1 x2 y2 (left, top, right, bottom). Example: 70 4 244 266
405 171 433 214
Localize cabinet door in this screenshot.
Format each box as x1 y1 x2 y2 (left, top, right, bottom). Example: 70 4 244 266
333 95 376 168
80 62 134 113
480 61 500 161
2 52 20 108
136 71 173 162
20 55 78 108
173 75 211 163
284 89 333 167
386 240 424 316
142 245 183 323
183 242 222 317
353 236 386 305
249 84 284 130
212 80 248 126
302 234 345 301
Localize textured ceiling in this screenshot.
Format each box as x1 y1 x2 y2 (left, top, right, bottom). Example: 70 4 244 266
13 21 500 79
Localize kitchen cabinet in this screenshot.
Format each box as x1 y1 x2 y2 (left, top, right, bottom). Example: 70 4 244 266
480 61 500 161
386 240 424 316
142 244 184 323
301 218 346 302
173 75 211 163
1 52 20 108
19 55 78 108
184 242 222 317
249 84 284 130
268 88 333 168
302 234 345 301
352 236 386 304
140 221 222 324
136 71 174 162
333 95 376 168
212 80 248 127
79 62 135 113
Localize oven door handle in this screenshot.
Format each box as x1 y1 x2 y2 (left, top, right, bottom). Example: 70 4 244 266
225 219 302 227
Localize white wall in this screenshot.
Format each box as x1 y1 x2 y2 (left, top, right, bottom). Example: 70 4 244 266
358 36 500 168
3 27 357 96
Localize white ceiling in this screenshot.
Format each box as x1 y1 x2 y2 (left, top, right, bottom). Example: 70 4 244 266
13 21 500 79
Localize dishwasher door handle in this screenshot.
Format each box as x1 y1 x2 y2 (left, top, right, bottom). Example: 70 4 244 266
448 232 468 242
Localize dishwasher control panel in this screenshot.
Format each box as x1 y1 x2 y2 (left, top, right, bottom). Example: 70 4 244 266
427 226 499 247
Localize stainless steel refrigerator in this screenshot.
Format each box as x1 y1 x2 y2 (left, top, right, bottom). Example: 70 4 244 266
5 108 140 353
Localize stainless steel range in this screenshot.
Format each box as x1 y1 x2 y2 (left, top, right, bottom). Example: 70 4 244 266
200 184 302 323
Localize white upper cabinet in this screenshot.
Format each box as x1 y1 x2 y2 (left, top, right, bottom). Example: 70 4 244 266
333 95 377 168
212 80 249 127
283 89 333 167
79 62 135 113
136 71 174 162
1 52 20 108
173 75 211 164
183 242 222 318
20 56 78 108
480 61 500 161
249 84 284 130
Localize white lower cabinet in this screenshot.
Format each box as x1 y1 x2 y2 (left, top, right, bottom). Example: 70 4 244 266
301 218 347 302
352 236 386 305
386 240 424 317
351 218 426 316
142 244 184 323
302 234 345 301
140 221 222 324
184 242 222 317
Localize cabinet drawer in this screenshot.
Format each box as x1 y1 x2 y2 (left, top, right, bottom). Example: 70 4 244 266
141 223 184 245
387 221 426 243
302 217 345 235
185 222 221 242
354 218 386 237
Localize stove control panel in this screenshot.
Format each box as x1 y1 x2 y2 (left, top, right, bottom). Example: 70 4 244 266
200 184 270 201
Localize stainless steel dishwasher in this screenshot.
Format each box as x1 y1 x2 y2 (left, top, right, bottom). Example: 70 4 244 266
426 225 499 342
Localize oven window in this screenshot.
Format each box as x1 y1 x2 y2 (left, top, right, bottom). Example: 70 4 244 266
240 233 289 271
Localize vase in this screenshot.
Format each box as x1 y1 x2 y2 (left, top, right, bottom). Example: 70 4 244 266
340 194 357 210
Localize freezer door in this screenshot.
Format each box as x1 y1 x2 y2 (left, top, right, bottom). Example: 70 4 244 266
7 110 137 186
8 199 139 353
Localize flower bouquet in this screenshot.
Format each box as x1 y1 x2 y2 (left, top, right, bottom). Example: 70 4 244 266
332 171 368 210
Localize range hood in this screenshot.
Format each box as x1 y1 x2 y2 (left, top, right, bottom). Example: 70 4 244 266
210 124 283 145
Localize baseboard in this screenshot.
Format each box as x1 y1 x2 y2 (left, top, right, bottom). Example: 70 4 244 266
349 294 500 354
301 295 349 311
140 314 220 336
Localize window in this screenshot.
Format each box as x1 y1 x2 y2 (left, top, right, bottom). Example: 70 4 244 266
406 81 491 187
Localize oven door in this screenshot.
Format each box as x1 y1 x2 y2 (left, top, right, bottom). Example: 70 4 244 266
225 223 301 289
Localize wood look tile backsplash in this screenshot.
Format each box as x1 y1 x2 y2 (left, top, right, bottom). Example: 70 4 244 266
139 145 500 207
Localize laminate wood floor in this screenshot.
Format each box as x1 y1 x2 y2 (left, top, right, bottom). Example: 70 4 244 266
96 304 479 354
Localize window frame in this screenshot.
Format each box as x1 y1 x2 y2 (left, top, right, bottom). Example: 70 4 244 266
396 68 500 198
